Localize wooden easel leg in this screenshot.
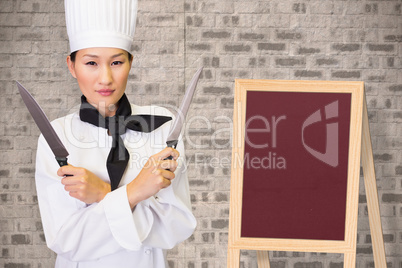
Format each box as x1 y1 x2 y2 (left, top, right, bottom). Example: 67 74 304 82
344 252 356 268
227 248 240 268
361 97 387 267
257 251 271 268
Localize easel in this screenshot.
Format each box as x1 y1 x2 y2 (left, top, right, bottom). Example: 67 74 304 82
227 80 386 268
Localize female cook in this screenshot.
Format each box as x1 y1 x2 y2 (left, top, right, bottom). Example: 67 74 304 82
35 0 196 267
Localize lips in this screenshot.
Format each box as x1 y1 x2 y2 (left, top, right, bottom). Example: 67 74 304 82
96 89 115 96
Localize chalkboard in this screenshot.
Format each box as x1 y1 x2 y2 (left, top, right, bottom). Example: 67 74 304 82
241 91 351 241
228 80 368 267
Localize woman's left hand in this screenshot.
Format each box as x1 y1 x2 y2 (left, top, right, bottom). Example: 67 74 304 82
57 164 111 204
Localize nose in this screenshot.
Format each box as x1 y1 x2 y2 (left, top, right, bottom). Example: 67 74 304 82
99 65 113 85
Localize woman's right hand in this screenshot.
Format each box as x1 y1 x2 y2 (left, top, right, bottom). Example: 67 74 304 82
126 147 179 209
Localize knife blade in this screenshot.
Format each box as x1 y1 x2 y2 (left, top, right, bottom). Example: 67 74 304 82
166 66 203 150
16 81 69 167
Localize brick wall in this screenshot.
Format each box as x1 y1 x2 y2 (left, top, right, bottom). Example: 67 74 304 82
1 0 401 267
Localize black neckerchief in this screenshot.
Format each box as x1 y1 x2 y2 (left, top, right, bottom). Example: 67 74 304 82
79 94 172 190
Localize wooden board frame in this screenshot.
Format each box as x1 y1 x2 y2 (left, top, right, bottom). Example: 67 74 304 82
228 79 367 267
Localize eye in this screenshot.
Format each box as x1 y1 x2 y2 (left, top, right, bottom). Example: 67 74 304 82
111 61 123 66
85 61 97 66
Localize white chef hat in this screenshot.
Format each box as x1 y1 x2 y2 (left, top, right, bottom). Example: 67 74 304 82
65 0 138 53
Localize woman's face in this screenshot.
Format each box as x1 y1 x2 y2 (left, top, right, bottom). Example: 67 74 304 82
67 47 132 117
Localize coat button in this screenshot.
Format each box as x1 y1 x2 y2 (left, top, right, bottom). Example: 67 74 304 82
145 249 151 255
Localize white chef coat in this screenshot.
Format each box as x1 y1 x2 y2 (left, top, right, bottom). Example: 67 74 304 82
35 104 197 268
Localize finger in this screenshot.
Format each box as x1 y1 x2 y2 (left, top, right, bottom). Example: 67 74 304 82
64 184 79 192
159 159 178 171
163 178 172 188
61 175 83 186
57 164 81 177
159 169 176 181
155 147 180 161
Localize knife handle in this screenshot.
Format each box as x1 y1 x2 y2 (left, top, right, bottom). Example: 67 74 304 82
56 157 68 167
165 140 178 160
56 157 72 177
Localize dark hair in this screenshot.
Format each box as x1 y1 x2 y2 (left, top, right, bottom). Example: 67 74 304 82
69 50 133 62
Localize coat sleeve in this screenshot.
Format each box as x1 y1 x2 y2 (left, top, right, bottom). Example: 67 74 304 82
35 132 196 262
128 139 197 249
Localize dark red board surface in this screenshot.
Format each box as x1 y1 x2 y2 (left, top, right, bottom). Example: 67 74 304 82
241 91 351 241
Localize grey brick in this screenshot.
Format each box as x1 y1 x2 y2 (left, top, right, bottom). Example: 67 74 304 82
18 1 52 13
0 27 13 41
0 193 12 204
270 261 286 268
329 15 364 28
185 16 203 27
4 264 32 268
259 14 290 28
188 43 211 52
223 44 251 52
217 14 254 28
0 14 31 26
365 233 395 243
203 86 230 95
275 2 306 14
203 57 220 68
389 85 402 92
211 219 228 229
381 3 402 15
248 57 267 67
329 263 343 268
160 1 184 13
239 32 265 40
201 232 215 242
2 248 11 258
294 262 323 268
385 57 395 68
0 41 32 53
365 4 379 14
356 246 373 255
0 138 13 150
189 180 211 188
200 69 215 79
332 43 361 52
197 1 234 13
382 193 402 203
331 70 361 79
384 35 402 42
220 69 249 80
214 193 228 202
293 3 307 13
11 234 31 245
275 57 305 67
258 43 286 51
276 30 302 40
202 31 231 39
0 169 10 178
4 126 28 136
0 0 14 13
234 2 270 14
367 44 395 52
316 58 339 66
297 47 321 54
374 153 393 162
220 97 233 108
294 70 322 78
146 14 179 27
396 166 402 175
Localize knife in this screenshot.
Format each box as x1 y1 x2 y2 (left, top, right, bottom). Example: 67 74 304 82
165 66 203 154
16 81 69 167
